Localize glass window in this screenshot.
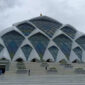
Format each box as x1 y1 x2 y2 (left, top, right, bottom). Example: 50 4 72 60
73 47 82 61
29 33 49 59
61 25 76 39
17 22 35 36
30 16 62 37
2 30 25 59
48 46 58 61
76 36 85 50
21 45 32 61
53 34 72 60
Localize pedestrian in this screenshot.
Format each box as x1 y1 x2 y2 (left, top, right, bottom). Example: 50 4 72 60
45 66 47 70
28 69 30 76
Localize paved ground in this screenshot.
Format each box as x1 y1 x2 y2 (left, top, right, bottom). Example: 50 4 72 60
0 74 85 85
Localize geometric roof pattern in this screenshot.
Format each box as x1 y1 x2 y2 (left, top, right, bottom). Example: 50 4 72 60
30 16 62 37
0 15 85 63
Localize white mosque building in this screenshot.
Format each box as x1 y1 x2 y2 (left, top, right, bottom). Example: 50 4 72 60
0 15 85 64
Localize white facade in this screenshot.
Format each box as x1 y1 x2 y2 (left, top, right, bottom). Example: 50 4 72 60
0 16 84 63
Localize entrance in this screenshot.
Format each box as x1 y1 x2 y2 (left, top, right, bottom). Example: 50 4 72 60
31 59 37 62
46 59 52 62
72 59 79 63
0 65 5 74
16 58 23 62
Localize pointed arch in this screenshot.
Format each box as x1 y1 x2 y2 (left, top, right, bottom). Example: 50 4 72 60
73 47 82 61
29 32 49 59
31 58 40 62
76 36 85 50
15 58 24 62
2 30 25 59
46 59 53 62
16 22 35 36
48 46 58 61
21 44 32 61
53 34 72 60
72 59 80 63
61 25 76 39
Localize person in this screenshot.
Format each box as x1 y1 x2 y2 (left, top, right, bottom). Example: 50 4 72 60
0 70 2 75
45 66 47 70
28 69 30 76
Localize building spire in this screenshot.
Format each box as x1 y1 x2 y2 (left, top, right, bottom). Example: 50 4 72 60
40 13 42 16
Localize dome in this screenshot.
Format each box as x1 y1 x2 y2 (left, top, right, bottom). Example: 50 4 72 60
0 16 84 63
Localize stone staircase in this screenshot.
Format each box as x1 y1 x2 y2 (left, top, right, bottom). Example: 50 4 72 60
5 62 85 76
5 62 47 76
25 62 47 75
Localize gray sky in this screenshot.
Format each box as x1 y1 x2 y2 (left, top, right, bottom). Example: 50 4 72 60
0 0 85 33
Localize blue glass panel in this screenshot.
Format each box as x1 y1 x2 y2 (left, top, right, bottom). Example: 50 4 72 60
2 31 25 59
48 46 58 61
61 25 76 39
30 16 62 37
53 34 72 60
73 47 82 61
17 23 35 36
29 33 49 59
21 45 32 60
76 36 85 50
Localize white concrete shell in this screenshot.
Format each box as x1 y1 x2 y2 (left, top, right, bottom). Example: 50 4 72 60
0 16 85 63
13 48 26 61
0 48 11 61
70 50 80 62
43 49 54 61
28 49 40 61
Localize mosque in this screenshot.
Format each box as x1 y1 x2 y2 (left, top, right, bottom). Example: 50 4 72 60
0 14 85 74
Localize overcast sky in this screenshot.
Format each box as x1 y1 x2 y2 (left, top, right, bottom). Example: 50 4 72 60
0 0 85 33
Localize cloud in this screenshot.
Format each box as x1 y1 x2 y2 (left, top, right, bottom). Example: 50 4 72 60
0 0 18 11
0 0 85 33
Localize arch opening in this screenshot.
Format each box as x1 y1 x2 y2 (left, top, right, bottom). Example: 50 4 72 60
46 59 53 62
16 58 24 62
72 59 80 63
31 58 39 62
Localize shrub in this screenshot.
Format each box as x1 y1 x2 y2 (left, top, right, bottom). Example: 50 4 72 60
16 62 26 70
47 67 57 72
74 68 85 74
41 62 49 67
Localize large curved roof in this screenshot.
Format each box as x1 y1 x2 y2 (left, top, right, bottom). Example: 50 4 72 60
0 15 85 63
29 16 62 37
